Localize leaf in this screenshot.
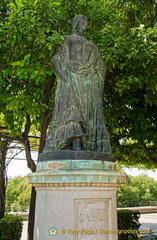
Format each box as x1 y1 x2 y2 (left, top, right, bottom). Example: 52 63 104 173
47 36 55 41
24 54 31 61
17 67 24 76
16 31 22 41
10 61 24 67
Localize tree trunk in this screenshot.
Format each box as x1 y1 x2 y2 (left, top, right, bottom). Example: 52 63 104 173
28 186 36 240
0 140 8 219
26 74 55 239
23 138 36 240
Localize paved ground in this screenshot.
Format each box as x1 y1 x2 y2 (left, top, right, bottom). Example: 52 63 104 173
21 213 157 240
139 213 157 239
21 221 28 240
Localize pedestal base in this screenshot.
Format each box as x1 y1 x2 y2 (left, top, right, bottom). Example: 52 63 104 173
28 154 125 240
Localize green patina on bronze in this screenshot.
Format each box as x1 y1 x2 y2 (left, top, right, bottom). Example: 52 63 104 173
29 160 125 185
44 15 111 154
37 159 117 171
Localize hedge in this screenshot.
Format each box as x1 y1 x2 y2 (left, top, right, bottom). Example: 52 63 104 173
0 214 23 240
117 209 141 240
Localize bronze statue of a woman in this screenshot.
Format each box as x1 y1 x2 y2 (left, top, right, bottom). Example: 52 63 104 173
44 14 111 154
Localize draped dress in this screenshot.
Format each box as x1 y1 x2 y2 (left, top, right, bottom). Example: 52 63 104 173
44 34 111 153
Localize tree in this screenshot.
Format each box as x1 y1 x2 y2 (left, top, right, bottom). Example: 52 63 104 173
117 184 140 207
1 0 157 238
0 139 8 219
6 176 31 212
130 175 157 202
1 1 156 166
0 137 27 218
117 175 157 206
0 1 116 238
101 0 157 168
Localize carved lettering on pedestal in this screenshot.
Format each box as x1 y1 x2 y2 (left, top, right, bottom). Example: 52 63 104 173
79 209 106 222
74 199 111 240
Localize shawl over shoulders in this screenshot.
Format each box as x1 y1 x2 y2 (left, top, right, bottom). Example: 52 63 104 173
44 34 111 153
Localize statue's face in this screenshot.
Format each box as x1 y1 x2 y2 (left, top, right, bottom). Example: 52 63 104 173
73 19 88 36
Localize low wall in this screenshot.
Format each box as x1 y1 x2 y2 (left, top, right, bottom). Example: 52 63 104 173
10 212 29 221
10 206 157 221
117 206 157 214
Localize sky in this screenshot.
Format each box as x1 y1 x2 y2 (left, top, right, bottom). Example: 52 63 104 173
6 151 157 180
123 167 157 180
6 150 37 178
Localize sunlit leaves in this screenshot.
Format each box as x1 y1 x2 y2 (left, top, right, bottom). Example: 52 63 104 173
117 175 157 205
99 1 157 167
6 176 31 211
1 0 157 167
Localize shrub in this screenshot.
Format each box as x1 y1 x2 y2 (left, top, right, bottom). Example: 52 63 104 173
6 176 31 212
0 214 23 240
117 209 141 240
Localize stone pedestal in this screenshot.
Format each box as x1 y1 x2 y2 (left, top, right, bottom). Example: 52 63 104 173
28 151 126 240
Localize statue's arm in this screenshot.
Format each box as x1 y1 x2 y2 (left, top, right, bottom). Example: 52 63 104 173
53 57 68 83
53 36 68 83
95 47 106 79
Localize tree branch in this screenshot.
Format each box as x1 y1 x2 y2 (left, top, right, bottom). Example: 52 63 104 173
43 73 56 106
38 112 50 154
45 110 53 121
120 144 156 151
0 130 40 139
0 133 23 144
22 114 31 139
36 74 56 153
119 143 157 164
23 139 36 172
0 127 8 130
142 144 157 164
28 136 40 139
5 149 24 167
19 80 31 95
12 79 31 96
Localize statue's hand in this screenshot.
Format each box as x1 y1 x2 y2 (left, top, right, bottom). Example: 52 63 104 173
58 70 68 83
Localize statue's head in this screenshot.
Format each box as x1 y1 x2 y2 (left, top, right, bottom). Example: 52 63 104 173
72 14 88 36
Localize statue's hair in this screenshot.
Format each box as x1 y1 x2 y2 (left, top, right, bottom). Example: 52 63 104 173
72 14 88 30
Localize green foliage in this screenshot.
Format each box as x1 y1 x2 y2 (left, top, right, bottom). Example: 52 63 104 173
1 0 63 135
6 176 31 212
130 175 157 202
0 214 23 240
117 209 141 240
117 184 140 207
1 0 157 167
117 175 157 206
1 0 110 135
101 0 157 168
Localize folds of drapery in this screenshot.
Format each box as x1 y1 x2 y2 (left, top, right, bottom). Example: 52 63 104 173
44 35 111 153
